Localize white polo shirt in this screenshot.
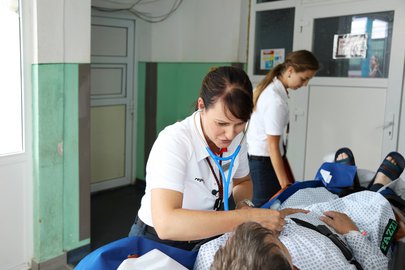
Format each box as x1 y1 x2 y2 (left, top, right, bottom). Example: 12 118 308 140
137 111 250 226
247 77 289 156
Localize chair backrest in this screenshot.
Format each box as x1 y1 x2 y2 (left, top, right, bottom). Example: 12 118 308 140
261 162 358 209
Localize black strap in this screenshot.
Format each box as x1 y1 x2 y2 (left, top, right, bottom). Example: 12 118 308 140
206 154 223 210
291 218 363 270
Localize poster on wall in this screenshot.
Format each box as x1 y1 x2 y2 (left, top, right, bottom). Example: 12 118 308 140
260 48 285 70
333 34 367 59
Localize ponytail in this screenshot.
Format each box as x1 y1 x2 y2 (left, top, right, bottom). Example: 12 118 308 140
253 50 319 108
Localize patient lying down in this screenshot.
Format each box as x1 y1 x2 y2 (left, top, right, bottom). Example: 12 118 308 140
194 151 405 270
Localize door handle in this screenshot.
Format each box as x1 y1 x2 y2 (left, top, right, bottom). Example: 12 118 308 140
293 109 305 121
378 121 394 129
376 113 394 139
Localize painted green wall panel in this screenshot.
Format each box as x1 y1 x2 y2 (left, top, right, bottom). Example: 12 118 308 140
63 64 90 250
32 63 87 262
32 64 65 261
135 62 146 180
156 63 230 134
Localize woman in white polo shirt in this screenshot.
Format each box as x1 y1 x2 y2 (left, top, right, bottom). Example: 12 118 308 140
247 50 320 207
129 66 304 251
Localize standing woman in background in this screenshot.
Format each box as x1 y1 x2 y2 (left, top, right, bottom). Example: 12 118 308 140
247 50 320 207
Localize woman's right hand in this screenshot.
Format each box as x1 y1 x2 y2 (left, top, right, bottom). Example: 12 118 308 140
244 208 308 233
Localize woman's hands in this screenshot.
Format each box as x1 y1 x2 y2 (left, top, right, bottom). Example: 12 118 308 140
320 211 359 234
245 208 309 233
249 208 359 236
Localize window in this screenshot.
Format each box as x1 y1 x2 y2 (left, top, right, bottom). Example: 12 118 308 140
253 8 295 75
0 0 23 155
313 11 394 78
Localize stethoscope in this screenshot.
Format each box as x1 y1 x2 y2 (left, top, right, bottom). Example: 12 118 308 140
194 110 248 211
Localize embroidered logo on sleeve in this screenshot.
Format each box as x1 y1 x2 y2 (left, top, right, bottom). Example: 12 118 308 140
380 219 398 255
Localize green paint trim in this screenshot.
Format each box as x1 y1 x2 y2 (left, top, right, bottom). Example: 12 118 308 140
135 62 146 180
32 63 88 263
63 64 90 250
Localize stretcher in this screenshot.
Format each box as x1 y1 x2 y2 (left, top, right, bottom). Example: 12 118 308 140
261 163 405 270
76 163 405 270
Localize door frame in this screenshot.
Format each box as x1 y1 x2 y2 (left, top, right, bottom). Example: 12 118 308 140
295 0 405 178
90 11 138 192
247 0 405 179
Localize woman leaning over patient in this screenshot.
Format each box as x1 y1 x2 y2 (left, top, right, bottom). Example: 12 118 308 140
128 66 305 251
247 50 320 207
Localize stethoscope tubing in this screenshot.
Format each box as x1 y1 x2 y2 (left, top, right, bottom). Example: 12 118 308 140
194 110 248 211
206 145 241 210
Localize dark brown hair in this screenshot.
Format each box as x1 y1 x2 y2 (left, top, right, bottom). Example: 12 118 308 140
211 222 292 270
199 66 253 122
253 50 320 106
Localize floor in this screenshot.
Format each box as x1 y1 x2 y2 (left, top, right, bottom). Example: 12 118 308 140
90 183 145 250
89 182 234 251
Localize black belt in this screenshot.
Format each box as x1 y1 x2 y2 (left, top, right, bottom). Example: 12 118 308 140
135 215 159 236
248 155 270 161
134 216 202 249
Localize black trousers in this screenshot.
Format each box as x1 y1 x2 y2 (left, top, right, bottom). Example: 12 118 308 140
129 215 220 251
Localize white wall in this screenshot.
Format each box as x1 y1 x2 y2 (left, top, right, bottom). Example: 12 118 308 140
136 0 249 62
36 0 91 63
397 1 405 160
92 0 249 63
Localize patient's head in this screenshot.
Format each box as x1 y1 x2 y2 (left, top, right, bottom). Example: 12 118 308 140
210 222 293 270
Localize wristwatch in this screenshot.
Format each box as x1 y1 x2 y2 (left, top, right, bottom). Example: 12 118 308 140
237 199 255 208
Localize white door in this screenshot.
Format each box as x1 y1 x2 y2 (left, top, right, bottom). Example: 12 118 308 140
90 16 135 192
288 0 405 179
0 1 32 269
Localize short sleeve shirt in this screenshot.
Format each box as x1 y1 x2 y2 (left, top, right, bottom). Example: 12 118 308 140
247 78 289 156
137 111 250 226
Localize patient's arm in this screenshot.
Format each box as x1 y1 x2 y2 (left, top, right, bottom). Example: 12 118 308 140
320 211 388 269
344 231 388 270
319 211 358 234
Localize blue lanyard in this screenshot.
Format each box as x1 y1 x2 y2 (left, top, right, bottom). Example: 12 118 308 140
206 145 241 211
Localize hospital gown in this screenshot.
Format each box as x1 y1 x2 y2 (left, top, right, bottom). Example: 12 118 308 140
194 188 394 270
